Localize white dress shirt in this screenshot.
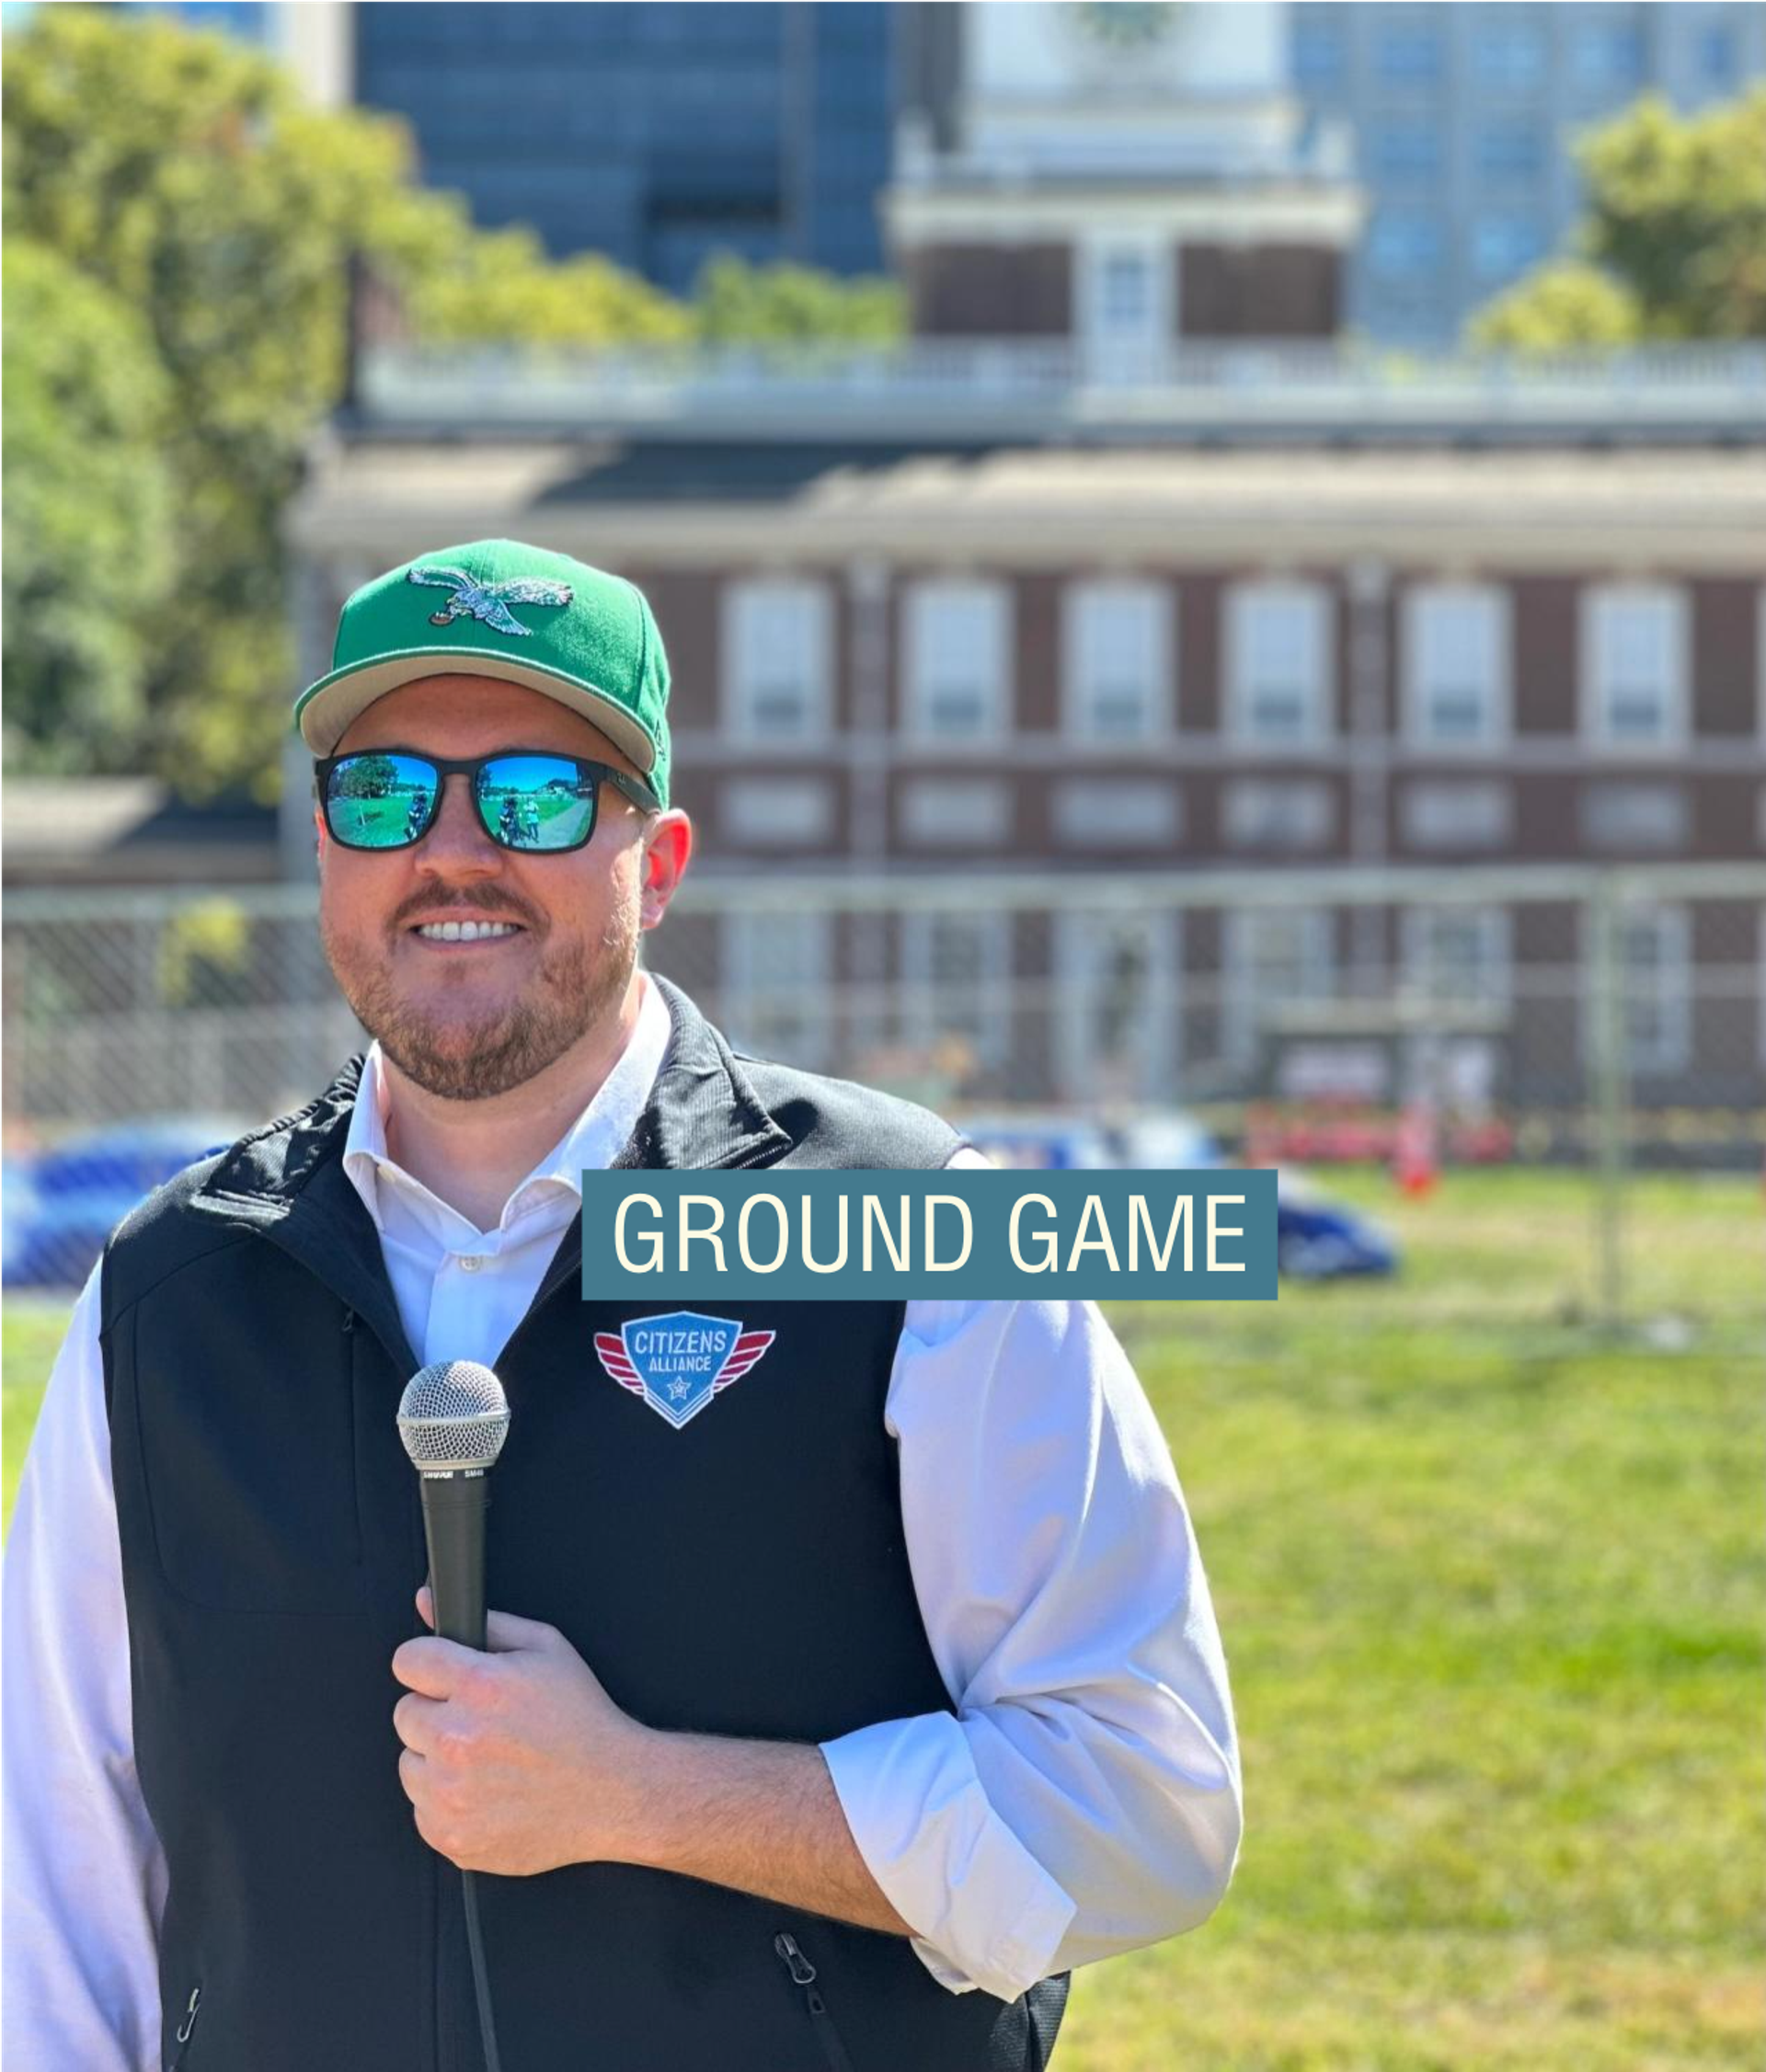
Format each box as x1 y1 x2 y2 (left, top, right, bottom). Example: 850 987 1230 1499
3 970 1242 2067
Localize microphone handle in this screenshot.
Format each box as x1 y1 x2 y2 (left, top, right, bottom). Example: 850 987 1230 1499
419 1470 488 1650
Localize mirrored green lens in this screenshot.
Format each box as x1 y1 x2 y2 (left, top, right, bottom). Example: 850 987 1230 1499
476 756 597 852
328 753 439 848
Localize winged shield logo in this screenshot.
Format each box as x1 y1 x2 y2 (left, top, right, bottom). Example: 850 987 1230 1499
594 1312 775 1430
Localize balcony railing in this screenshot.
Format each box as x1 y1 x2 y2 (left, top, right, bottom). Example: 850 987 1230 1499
354 340 1766 444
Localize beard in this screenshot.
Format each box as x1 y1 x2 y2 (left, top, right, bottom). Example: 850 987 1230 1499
321 894 638 1103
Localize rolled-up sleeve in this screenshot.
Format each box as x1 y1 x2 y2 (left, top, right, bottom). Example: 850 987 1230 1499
820 1293 1242 2003
3 1261 167 2071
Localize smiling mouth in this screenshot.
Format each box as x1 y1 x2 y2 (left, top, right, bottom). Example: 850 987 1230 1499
407 921 527 945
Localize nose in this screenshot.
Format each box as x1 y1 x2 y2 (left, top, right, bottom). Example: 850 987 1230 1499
414 773 502 878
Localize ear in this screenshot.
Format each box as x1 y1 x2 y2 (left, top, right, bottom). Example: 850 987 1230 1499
637 811 692 933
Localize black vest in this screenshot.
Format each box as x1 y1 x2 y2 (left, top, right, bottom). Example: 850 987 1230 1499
101 976 1070 2072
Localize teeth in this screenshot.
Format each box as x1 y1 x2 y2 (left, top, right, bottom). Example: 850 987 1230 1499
416 921 519 942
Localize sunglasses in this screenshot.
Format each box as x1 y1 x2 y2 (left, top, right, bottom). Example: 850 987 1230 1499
314 749 659 855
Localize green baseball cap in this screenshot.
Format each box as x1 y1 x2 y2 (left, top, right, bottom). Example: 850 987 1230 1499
293 539 671 808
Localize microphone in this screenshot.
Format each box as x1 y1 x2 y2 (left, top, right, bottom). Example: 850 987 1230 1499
396 1360 510 1649
396 1360 510 2072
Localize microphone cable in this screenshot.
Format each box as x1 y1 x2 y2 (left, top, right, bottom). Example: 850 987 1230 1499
462 1868 503 2072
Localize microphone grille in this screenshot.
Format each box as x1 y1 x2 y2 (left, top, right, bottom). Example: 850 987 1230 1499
396 1360 510 1471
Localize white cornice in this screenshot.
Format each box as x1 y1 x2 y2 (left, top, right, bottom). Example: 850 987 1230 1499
884 184 1364 247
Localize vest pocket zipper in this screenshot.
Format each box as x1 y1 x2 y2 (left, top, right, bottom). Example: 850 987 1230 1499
774 1932 858 2072
168 1983 201 2068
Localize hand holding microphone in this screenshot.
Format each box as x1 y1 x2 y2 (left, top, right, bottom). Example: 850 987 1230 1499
390 1363 648 1879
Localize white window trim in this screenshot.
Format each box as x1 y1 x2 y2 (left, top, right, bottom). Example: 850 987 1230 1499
1223 908 1334 1067
1578 584 1691 755
900 910 1013 1070
1060 579 1175 744
1399 904 1513 1015
720 910 832 1070
902 578 1012 747
1401 583 1512 752
1224 580 1335 752
1077 230 1173 377
721 578 834 744
1053 909 1178 1102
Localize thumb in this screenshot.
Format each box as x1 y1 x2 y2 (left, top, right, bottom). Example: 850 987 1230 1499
415 1583 435 1630
484 1608 566 1654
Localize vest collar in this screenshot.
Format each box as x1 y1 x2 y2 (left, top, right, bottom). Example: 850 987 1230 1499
187 974 792 1375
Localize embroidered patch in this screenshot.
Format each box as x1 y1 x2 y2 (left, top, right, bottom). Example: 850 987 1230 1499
407 565 573 637
594 1312 775 1431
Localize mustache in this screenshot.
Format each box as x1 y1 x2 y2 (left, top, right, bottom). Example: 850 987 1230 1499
391 892 538 930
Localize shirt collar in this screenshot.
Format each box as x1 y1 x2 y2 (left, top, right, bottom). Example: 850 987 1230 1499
341 970 672 1229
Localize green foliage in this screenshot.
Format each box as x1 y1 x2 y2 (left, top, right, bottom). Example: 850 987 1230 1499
2 5 453 796
1467 87 1766 349
409 223 692 346
692 254 906 348
1471 260 1644 353
2 239 178 773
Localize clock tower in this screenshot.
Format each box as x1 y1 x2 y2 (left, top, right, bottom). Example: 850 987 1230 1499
887 1 1361 367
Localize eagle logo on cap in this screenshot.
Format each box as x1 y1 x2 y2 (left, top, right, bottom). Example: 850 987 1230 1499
407 564 574 637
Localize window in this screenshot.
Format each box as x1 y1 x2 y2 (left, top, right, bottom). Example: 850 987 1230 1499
1474 14 1548 88
1293 12 1346 89
1056 910 1176 1100
1370 120 1442 181
1376 16 1444 87
1222 780 1335 851
1054 780 1180 849
1225 584 1334 747
1403 586 1510 748
1475 121 1546 181
1368 212 1446 279
1403 906 1511 1012
1582 587 1689 749
902 912 1011 1073
1401 781 1512 850
900 778 1013 848
1700 24 1735 85
720 778 831 847
724 580 831 740
1472 213 1546 281
1617 907 1691 1076
1573 21 1644 90
904 581 1010 741
1580 783 1688 852
1063 582 1173 741
1225 909 1334 1065
721 910 831 1068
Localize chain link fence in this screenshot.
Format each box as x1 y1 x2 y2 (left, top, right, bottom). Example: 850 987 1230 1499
5 864 1761 1322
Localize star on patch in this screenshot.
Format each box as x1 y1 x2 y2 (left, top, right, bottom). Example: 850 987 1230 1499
594 1312 775 1431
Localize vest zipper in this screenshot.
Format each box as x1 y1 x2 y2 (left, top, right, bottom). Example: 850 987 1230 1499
773 1932 858 2072
168 1983 201 2068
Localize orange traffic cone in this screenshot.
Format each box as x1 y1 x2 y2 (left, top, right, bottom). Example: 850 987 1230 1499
1393 1101 1439 1199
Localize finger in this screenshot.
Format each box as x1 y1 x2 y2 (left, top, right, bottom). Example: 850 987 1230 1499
393 1690 443 1756
483 1608 565 1654
415 1584 435 1630
391 1634 475 1697
397 1746 426 1803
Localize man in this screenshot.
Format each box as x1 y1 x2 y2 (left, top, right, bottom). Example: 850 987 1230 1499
4 541 1242 2070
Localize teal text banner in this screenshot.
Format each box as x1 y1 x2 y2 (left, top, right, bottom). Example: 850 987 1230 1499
579 1170 1277 1302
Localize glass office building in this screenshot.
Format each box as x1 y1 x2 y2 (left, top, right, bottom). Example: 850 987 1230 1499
1290 1 1766 344
353 2 894 289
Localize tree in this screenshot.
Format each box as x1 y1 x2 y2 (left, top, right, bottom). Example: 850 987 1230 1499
409 225 692 348
2 239 178 775
692 255 906 348
3 6 455 795
1469 87 1766 349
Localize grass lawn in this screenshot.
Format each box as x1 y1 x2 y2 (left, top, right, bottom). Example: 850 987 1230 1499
4 1171 1762 2068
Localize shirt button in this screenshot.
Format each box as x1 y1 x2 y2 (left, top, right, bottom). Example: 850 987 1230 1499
457 1255 485 1274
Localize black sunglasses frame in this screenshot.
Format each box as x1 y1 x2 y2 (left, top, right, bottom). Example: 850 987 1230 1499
313 749 660 855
